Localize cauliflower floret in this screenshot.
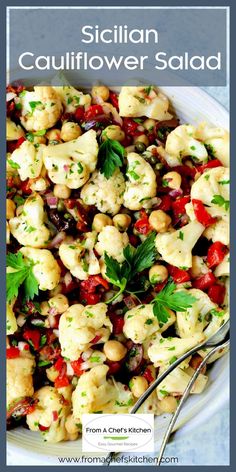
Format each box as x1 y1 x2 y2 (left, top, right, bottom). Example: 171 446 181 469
7 352 35 409
203 309 229 339
59 303 112 360
9 193 50 248
6 300 17 335
9 140 45 181
95 226 129 263
43 130 98 189
203 218 229 246
118 86 172 120
6 118 25 141
191 167 229 219
214 253 230 277
53 85 91 113
19 86 62 131
20 247 61 291
155 221 205 269
59 232 100 280
176 289 216 338
26 386 72 443
81 169 125 215
148 332 204 367
157 365 208 397
72 365 133 419
123 304 176 344
123 153 157 210
159 125 208 167
195 122 229 167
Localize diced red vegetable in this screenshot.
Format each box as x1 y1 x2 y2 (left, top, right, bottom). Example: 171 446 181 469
197 159 222 173
90 334 102 344
207 241 228 269
157 194 172 212
23 329 41 350
192 272 216 290
143 367 154 383
192 199 217 227
109 91 119 110
71 358 84 377
54 356 65 372
189 354 206 374
122 118 141 137
7 397 38 421
123 295 138 309
109 313 125 335
80 290 101 305
54 372 70 389
134 210 151 235
80 275 109 293
208 284 226 305
39 424 50 432
52 411 59 422
173 165 197 179
6 347 20 359
168 265 190 283
84 105 103 121
74 106 85 122
20 179 32 195
171 195 190 218
106 360 121 375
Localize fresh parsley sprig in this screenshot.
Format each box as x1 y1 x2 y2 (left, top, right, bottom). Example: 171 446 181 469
211 194 230 211
152 281 197 326
7 252 39 303
104 232 157 303
98 138 125 179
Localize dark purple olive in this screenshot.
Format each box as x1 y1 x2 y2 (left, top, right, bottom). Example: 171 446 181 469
48 209 77 234
125 344 143 372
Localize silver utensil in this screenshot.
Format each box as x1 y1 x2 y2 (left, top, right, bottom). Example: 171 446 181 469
157 337 230 466
105 320 229 466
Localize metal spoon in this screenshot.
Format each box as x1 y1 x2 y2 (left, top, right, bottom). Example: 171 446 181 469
105 320 229 465
157 337 230 465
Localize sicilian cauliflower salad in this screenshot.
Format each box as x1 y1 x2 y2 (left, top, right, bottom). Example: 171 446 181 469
6 82 229 443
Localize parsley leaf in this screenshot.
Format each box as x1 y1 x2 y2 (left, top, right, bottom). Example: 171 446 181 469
6 252 39 302
98 138 124 178
8 159 20 170
211 194 230 211
104 232 157 303
152 281 197 325
29 101 42 111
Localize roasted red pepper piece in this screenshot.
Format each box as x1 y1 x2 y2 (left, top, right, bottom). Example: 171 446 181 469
168 265 190 283
192 272 216 290
197 159 222 173
74 106 85 122
80 275 109 293
6 347 20 359
143 367 154 383
80 290 101 305
192 199 217 227
20 179 32 195
171 195 190 218
109 91 119 110
208 284 226 305
134 210 151 235
109 313 125 335
84 104 103 121
71 358 84 377
207 241 228 269
23 329 41 350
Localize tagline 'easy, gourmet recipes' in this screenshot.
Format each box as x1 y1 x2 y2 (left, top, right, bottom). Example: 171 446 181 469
6 83 229 443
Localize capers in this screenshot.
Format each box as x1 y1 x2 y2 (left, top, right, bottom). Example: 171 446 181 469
57 200 66 212
135 141 147 153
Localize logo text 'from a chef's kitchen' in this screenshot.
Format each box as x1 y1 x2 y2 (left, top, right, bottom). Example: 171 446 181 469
8 7 228 86
82 414 154 452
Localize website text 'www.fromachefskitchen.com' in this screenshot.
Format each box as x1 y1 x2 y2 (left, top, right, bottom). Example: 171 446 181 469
58 455 179 465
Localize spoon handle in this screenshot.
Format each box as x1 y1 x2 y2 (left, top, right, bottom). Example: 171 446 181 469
156 339 230 466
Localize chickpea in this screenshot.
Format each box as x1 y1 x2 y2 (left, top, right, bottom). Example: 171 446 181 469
33 136 46 145
149 264 168 284
113 213 131 231
54 184 72 199
102 125 125 142
92 213 112 232
46 366 59 382
103 340 127 362
158 395 178 413
133 134 149 147
163 171 182 190
91 85 110 102
130 376 148 398
40 301 50 316
61 122 82 142
149 210 171 233
46 128 61 142
6 199 16 220
143 118 156 131
48 294 69 314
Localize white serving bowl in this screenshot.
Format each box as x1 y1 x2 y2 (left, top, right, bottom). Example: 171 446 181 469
7 86 229 465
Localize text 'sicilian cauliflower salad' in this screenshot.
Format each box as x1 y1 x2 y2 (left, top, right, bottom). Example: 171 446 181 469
6 83 229 443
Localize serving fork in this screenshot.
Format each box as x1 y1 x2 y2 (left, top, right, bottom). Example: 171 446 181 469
105 320 229 466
